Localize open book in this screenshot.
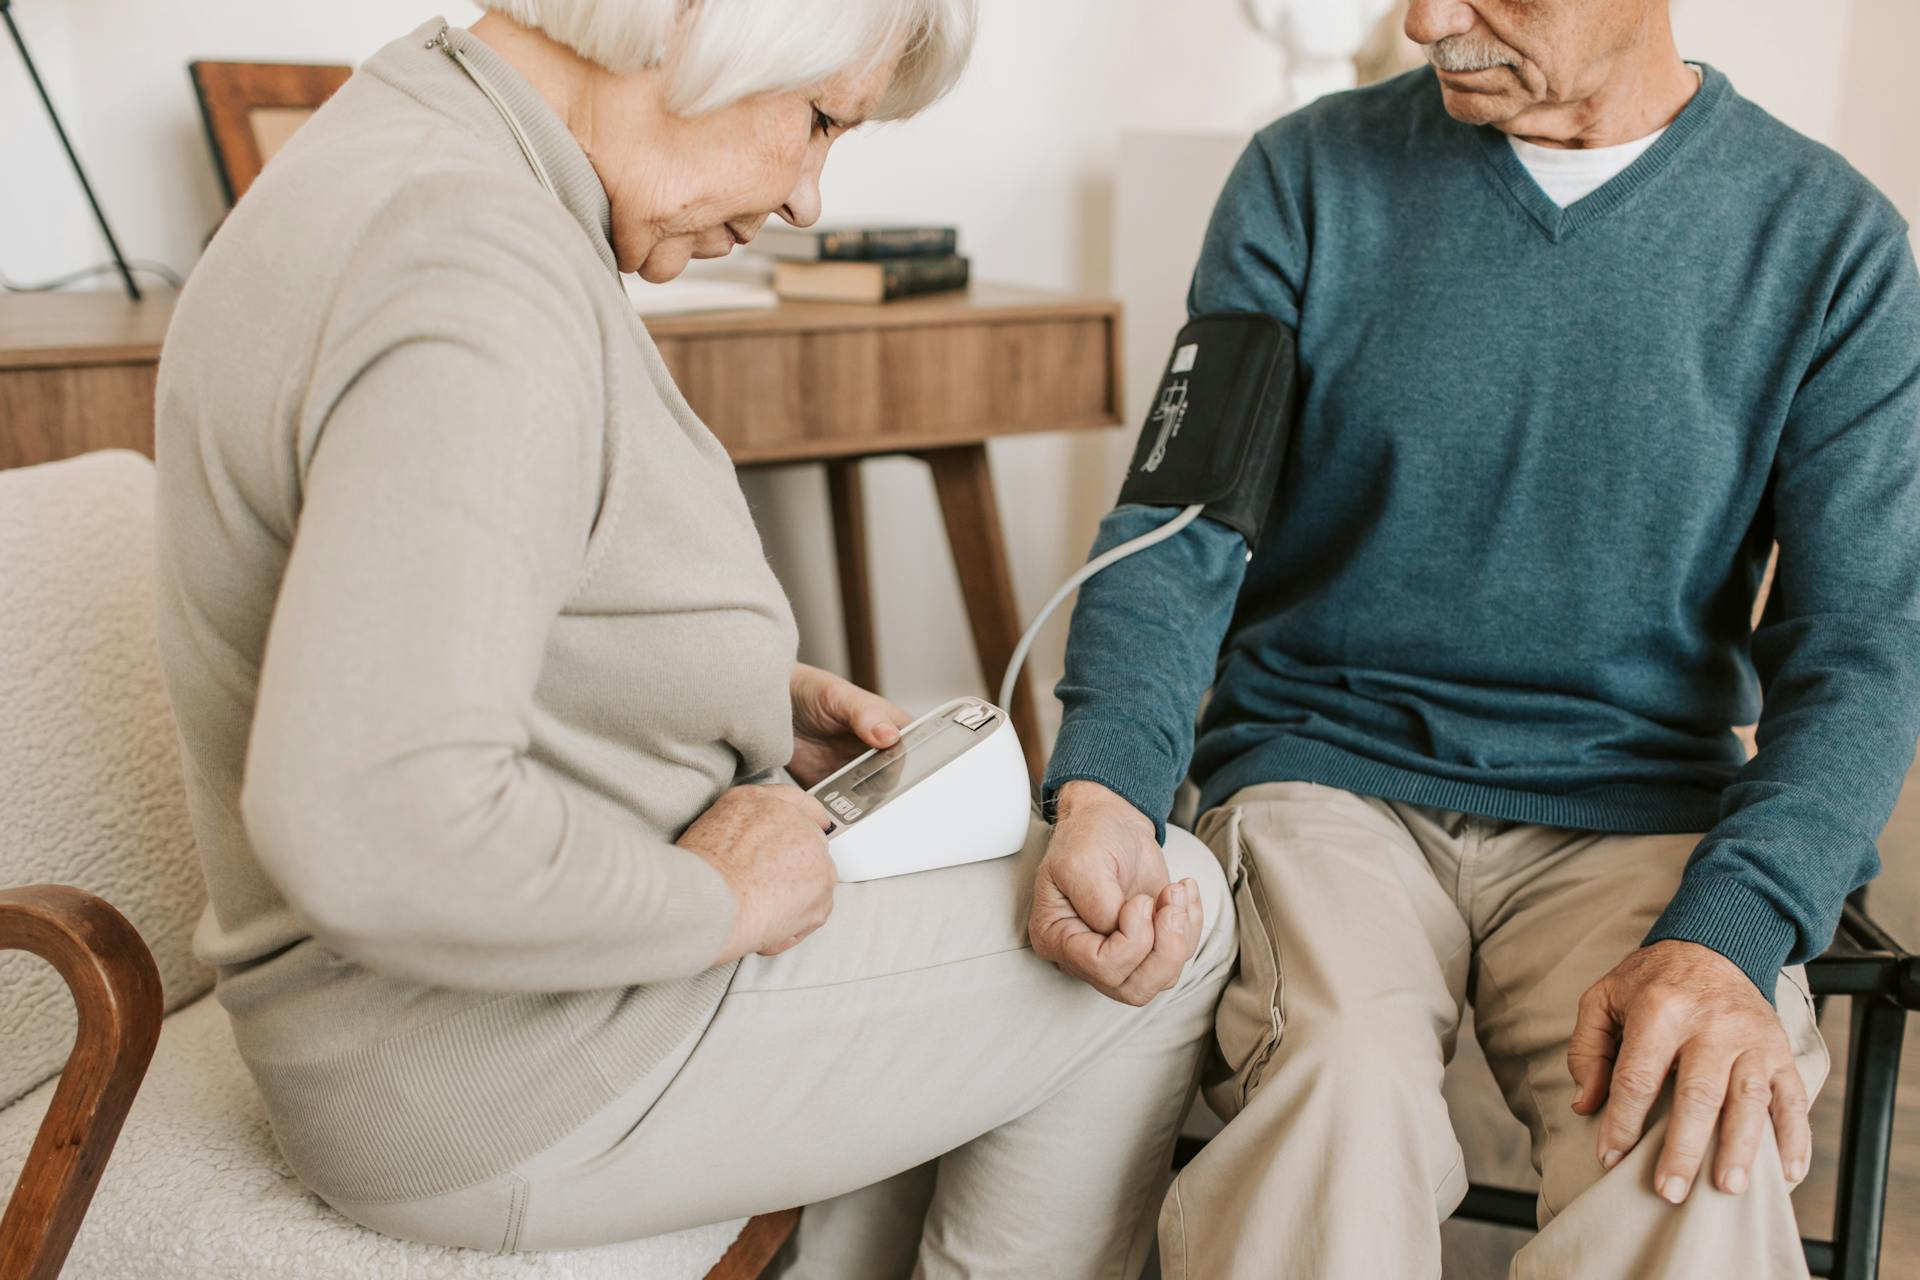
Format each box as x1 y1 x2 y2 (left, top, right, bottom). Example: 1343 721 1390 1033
622 260 778 317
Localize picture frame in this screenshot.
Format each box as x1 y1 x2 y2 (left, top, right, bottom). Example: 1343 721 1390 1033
189 60 353 206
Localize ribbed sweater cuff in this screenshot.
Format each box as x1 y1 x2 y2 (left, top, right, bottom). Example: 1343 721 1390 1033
1043 715 1179 841
1645 874 1799 1003
658 847 741 973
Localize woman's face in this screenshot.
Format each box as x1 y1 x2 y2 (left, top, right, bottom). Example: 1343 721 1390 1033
590 57 897 282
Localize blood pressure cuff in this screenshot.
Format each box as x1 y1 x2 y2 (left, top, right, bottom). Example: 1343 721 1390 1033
1116 312 1299 546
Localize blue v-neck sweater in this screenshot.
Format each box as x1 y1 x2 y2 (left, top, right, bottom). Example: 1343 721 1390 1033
1044 66 1920 994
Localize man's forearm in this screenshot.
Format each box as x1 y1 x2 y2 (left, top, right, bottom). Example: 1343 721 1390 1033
1648 229 1920 995
1644 613 1920 995
1044 505 1248 837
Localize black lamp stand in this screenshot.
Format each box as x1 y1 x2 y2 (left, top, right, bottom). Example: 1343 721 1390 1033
1 0 142 301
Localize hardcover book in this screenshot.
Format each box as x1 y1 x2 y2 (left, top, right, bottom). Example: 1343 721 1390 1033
755 225 960 261
773 255 971 303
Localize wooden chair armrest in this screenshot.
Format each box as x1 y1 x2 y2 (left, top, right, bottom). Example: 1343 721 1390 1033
703 1208 799 1280
0 885 163 1280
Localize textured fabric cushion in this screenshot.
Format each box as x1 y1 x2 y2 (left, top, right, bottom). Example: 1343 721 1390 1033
0 995 745 1278
0 451 213 1110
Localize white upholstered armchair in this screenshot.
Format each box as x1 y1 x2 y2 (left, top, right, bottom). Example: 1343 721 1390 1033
0 450 792 1279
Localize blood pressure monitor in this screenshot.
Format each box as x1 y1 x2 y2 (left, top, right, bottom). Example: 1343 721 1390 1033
808 697 1031 882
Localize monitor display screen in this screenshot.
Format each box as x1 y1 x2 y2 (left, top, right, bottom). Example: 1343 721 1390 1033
817 703 1001 827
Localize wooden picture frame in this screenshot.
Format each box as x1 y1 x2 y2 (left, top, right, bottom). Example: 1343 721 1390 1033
189 61 353 206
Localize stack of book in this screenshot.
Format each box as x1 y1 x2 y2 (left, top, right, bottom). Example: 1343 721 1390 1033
755 225 970 303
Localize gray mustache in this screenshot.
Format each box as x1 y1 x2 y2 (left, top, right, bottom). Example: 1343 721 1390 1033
1425 36 1519 73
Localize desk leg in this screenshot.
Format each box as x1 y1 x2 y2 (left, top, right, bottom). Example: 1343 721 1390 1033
919 444 1044 786
825 460 880 693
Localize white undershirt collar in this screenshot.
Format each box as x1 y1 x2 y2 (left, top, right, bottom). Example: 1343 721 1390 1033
1506 64 1702 209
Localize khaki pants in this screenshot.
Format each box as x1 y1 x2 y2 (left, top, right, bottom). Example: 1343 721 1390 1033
1164 781 1828 1280
328 818 1236 1279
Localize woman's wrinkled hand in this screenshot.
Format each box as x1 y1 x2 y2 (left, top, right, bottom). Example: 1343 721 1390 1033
787 662 914 788
679 784 837 962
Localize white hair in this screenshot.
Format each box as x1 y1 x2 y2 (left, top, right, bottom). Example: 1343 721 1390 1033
474 0 976 119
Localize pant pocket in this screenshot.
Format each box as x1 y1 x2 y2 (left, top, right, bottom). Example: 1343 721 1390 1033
1200 806 1285 1118
1779 963 1831 1097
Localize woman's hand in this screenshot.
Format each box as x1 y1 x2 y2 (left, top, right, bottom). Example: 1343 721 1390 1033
787 663 913 789
679 784 837 962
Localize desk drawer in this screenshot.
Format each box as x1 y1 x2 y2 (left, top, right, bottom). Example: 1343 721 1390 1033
656 314 1121 465
0 364 158 470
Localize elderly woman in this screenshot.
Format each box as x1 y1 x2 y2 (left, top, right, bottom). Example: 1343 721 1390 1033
151 1 1233 1274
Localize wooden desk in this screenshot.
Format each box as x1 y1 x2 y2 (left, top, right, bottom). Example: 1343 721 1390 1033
0 285 1125 777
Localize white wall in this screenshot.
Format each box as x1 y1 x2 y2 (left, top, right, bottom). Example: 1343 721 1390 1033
0 1 97 284
1672 0 1855 144
3 0 1916 727
1836 0 1920 258
4 3 485 288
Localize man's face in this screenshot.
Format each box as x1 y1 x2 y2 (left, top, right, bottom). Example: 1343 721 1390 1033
1404 0 1657 127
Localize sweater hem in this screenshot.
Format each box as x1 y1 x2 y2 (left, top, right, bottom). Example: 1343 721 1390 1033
241 963 735 1204
1197 736 1724 835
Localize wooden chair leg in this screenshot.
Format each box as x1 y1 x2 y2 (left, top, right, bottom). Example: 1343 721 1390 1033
825 460 880 695
0 885 163 1280
917 444 1044 786
702 1207 800 1280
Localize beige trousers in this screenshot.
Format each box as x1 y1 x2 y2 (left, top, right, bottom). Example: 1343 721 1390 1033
1164 781 1829 1280
327 818 1236 1279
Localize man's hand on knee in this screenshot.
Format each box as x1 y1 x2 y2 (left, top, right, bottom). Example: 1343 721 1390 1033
1028 781 1203 1006
1568 940 1811 1205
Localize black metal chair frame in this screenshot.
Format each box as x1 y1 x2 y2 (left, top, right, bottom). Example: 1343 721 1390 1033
1454 898 1919 1280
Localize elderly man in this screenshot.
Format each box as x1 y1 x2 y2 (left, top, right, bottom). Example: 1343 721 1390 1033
1030 0 1920 1275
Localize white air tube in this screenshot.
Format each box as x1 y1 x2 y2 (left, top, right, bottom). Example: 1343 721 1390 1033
998 504 1208 714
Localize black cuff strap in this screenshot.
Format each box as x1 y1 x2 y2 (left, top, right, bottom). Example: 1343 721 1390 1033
1116 312 1299 546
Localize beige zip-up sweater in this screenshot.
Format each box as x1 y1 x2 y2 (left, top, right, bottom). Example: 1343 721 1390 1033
153 20 799 1203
